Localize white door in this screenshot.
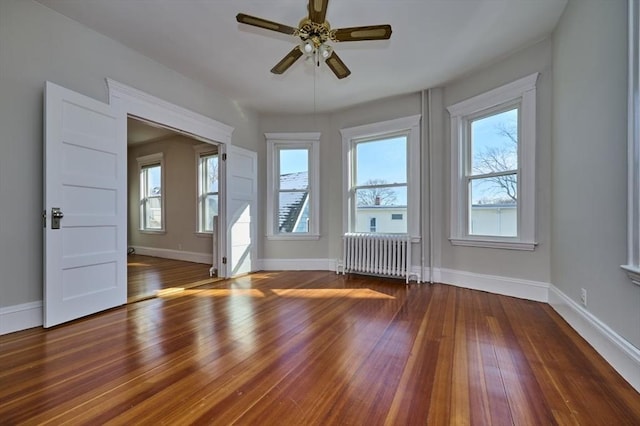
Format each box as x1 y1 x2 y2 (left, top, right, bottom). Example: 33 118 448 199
43 81 126 327
225 146 257 277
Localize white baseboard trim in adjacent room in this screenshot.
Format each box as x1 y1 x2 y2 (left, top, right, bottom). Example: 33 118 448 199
0 301 43 335
432 267 549 302
259 258 336 271
131 246 211 264
549 285 640 393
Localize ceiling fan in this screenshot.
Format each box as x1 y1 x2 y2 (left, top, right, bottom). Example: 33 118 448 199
236 0 392 79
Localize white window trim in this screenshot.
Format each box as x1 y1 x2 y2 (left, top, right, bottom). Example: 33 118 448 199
622 0 640 286
136 152 165 233
447 73 538 250
193 143 218 236
265 132 320 240
340 115 421 240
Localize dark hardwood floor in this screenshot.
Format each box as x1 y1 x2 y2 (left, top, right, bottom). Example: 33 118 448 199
127 254 220 302
1 271 639 425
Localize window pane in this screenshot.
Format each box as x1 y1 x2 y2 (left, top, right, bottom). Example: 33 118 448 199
204 194 218 232
355 186 407 233
145 197 162 229
279 149 308 190
471 108 518 175
278 191 308 233
144 165 161 197
355 136 407 186
204 155 218 193
469 176 517 237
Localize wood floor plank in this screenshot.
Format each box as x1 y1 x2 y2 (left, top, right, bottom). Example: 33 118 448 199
1 271 639 425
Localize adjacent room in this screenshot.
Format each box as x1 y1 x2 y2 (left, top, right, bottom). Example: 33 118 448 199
1 0 639 423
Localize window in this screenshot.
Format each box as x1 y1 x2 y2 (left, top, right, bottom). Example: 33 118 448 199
137 153 164 232
265 133 320 240
195 144 219 233
448 73 538 250
341 115 421 238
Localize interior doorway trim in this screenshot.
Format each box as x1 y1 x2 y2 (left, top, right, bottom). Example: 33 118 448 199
106 79 234 143
106 78 234 278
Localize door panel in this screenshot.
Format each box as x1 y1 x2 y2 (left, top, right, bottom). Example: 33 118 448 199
44 81 126 327
226 146 257 277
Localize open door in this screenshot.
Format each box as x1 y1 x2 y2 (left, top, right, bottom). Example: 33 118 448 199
225 145 257 277
43 82 126 327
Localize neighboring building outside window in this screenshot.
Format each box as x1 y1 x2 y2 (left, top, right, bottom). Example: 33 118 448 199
137 152 164 232
341 115 421 238
265 133 320 240
195 144 219 233
448 73 538 250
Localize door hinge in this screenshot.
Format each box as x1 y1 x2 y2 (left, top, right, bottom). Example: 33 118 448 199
42 210 46 228
222 153 227 161
222 256 227 264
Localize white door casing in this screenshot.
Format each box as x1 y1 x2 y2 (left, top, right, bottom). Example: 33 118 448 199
225 146 257 277
43 81 126 327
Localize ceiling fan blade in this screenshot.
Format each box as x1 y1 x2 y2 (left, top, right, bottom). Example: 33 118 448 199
236 13 297 36
271 47 304 74
333 25 392 42
325 51 351 79
308 0 329 24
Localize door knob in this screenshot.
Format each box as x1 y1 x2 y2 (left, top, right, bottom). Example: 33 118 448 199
51 207 63 229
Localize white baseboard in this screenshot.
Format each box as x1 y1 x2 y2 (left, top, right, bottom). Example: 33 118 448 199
0 301 43 335
131 246 212 264
432 267 549 302
549 285 640 393
259 258 337 271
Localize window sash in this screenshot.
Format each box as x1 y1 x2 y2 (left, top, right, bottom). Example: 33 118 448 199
275 146 310 234
265 133 320 240
140 163 162 231
198 152 219 233
341 115 421 239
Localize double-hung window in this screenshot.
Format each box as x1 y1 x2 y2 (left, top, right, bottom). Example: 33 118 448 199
448 73 538 250
341 115 421 237
195 144 219 233
137 153 164 232
265 133 320 240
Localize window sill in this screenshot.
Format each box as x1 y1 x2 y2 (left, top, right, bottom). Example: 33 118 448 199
449 237 536 251
621 265 640 287
139 229 166 235
266 234 321 241
194 232 213 238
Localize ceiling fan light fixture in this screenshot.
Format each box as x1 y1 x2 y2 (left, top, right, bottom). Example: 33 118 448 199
319 44 332 60
300 39 315 55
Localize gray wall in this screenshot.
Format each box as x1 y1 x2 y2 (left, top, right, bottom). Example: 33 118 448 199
128 136 214 256
0 0 260 308
552 0 640 348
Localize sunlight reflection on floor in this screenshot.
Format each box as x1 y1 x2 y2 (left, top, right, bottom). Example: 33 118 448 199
164 287 396 300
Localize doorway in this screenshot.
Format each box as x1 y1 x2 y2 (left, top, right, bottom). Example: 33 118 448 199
126 117 223 302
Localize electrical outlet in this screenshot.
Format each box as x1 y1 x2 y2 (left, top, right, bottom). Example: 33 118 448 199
580 288 587 307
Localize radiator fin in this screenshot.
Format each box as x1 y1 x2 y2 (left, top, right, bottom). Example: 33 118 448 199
341 233 415 283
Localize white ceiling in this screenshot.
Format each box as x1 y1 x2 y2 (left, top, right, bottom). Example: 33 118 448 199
36 0 567 115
